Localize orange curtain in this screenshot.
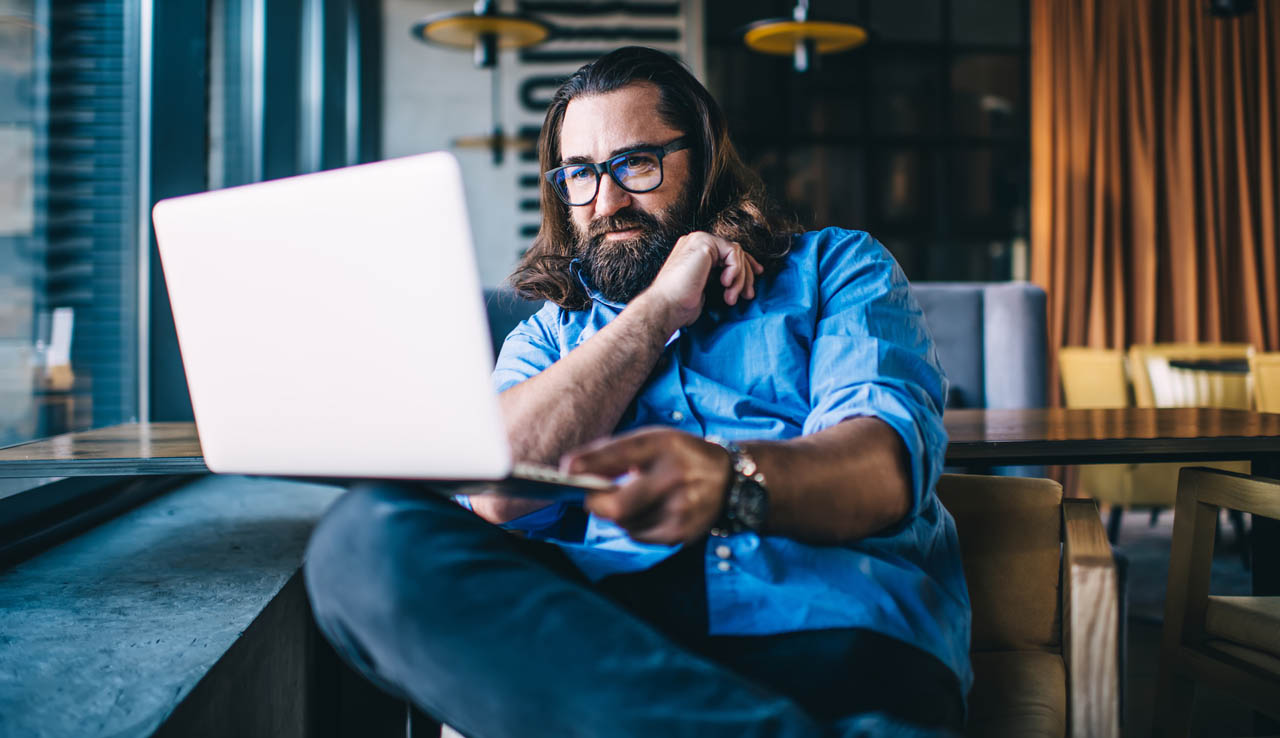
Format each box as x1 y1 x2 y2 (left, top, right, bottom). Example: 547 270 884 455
1032 0 1280 404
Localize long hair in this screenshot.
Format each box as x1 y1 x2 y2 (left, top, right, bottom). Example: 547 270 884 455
509 46 799 310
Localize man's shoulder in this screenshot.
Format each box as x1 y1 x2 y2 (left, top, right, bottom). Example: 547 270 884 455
785 228 894 279
793 227 878 259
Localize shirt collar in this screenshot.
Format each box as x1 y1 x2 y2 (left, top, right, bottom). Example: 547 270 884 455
569 258 628 310
568 258 682 346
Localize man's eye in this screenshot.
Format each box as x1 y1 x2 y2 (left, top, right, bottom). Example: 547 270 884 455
623 155 653 169
567 167 593 181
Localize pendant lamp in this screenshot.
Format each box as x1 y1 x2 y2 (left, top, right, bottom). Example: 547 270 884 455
412 1 551 164
743 0 867 73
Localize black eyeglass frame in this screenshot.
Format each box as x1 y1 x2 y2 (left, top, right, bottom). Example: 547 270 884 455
544 137 691 206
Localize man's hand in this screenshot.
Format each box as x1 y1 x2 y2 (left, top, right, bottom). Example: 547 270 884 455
635 231 764 334
561 428 731 545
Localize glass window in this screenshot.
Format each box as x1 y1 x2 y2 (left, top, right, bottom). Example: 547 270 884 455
784 145 865 229
947 145 1025 234
0 0 140 446
788 53 863 137
708 0 1029 282
950 53 1023 137
871 148 934 226
951 0 1023 46
870 56 942 135
870 0 942 42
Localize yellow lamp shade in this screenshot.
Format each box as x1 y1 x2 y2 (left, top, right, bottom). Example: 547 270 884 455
744 20 867 56
412 12 549 50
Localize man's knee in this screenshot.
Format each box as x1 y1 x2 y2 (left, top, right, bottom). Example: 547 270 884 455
306 486 433 620
304 484 496 622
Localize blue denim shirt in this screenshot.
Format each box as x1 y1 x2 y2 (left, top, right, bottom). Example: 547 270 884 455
489 228 971 693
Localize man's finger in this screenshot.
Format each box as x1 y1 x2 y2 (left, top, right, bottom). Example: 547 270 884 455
584 472 664 522
561 430 661 476
720 257 739 287
625 513 691 545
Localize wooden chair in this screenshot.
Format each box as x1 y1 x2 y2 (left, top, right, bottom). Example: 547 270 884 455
1153 467 1280 736
1081 345 1252 552
1058 347 1131 409
1058 348 1184 541
1127 343 1254 409
937 474 1118 738
1250 352 1280 413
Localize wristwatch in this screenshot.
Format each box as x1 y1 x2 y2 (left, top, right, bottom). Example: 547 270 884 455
706 437 770 536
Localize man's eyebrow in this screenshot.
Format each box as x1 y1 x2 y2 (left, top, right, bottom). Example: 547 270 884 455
560 142 658 166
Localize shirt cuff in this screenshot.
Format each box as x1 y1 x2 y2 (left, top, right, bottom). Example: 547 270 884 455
452 494 568 533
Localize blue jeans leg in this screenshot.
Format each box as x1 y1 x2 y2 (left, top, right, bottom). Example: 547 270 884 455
303 483 827 738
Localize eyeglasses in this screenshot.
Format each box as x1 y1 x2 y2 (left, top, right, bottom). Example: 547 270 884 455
544 137 690 207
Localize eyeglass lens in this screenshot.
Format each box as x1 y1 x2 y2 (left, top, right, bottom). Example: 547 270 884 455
558 151 663 205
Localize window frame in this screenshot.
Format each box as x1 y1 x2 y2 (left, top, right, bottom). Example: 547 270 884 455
2 0 382 567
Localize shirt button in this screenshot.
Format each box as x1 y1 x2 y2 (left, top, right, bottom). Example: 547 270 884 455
716 561 731 572
715 545 732 560
670 410 684 422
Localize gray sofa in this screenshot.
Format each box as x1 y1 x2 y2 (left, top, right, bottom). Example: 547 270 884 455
483 282 1048 413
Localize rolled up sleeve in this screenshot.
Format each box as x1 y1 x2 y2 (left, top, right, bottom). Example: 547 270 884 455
492 301 563 393
802 230 949 519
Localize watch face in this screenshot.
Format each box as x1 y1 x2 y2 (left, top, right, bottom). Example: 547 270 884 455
736 479 769 530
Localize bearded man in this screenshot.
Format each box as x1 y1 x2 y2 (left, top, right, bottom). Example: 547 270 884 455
304 46 970 737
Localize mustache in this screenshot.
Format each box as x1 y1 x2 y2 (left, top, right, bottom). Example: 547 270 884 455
586 208 662 242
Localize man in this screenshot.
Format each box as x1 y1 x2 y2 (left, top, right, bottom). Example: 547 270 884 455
305 47 969 737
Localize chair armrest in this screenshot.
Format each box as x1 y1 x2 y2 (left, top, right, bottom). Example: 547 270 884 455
1061 498 1120 738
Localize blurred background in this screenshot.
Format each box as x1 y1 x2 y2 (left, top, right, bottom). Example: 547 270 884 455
0 0 1032 449
3 0 1277 448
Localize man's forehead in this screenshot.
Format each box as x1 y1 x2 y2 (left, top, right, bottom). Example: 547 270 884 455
558 83 680 160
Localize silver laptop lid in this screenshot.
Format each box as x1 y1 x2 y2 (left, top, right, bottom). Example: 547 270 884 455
152 152 513 480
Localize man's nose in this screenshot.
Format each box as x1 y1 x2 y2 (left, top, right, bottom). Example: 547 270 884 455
593 174 632 217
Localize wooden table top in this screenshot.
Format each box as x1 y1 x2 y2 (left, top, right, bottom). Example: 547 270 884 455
945 407 1280 465
2 408 1279 477
0 423 207 478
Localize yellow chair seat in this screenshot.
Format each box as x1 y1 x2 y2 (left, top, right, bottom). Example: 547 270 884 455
1204 596 1280 661
967 650 1067 738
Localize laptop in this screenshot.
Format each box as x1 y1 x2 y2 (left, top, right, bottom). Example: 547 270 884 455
151 152 610 499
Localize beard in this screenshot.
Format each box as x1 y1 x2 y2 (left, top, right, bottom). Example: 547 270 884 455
574 196 696 304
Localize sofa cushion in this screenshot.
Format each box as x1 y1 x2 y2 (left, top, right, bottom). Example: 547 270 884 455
483 289 541 359
936 474 1063 652
914 285 985 408
967 650 1067 738
979 283 1047 410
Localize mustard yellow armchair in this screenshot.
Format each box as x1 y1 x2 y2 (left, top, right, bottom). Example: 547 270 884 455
938 474 1119 738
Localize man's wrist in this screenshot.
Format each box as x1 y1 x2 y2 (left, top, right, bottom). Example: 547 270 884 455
628 291 681 338
706 437 770 536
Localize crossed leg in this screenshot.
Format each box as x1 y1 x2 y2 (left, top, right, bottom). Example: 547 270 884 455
303 483 827 738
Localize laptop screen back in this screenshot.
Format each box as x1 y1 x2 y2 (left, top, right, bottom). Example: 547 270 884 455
152 152 513 480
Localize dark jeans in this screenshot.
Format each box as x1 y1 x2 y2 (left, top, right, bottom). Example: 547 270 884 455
303 484 964 738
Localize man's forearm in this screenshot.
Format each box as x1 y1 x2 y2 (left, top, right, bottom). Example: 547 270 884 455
742 417 914 544
472 297 674 523
501 297 674 463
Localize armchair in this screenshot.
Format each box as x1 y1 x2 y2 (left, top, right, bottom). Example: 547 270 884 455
937 473 1119 738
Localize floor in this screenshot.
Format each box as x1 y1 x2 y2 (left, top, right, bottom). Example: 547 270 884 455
1111 506 1258 737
